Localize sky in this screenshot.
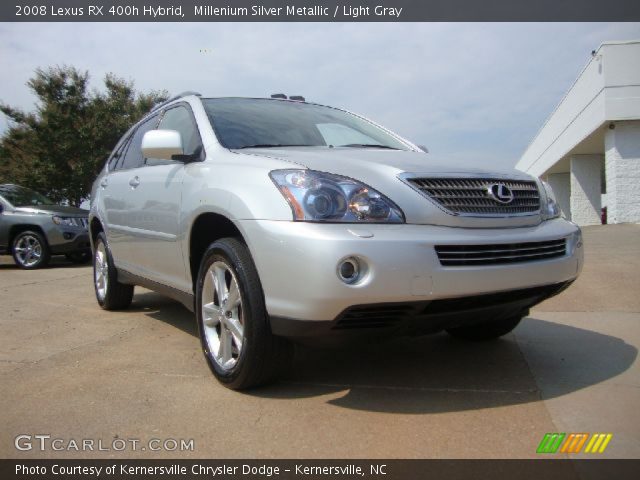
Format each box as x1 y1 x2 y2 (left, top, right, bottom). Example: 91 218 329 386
1 22 639 169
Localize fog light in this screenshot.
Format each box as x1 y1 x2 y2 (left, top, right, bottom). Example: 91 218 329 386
63 232 75 240
574 229 583 248
337 257 360 284
568 228 583 254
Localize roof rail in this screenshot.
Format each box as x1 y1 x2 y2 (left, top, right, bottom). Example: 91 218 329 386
151 91 202 112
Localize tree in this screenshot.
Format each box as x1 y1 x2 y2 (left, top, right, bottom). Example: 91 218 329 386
0 66 168 206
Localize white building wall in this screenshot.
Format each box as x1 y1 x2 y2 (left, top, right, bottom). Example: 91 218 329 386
570 155 602 226
517 54 605 177
547 173 571 221
605 121 640 223
517 41 640 178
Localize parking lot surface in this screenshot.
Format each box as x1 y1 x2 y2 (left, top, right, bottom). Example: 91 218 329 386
1 224 638 458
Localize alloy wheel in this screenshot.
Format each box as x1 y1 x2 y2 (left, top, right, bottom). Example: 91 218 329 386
201 261 244 370
14 235 42 267
94 242 109 301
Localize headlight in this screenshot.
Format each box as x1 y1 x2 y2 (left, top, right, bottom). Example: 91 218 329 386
52 216 87 228
540 181 561 220
270 169 405 223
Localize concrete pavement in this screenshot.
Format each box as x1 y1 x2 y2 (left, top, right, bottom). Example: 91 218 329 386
0 225 638 458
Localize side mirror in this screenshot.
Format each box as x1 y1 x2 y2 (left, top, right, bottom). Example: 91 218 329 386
417 145 429 153
142 129 183 161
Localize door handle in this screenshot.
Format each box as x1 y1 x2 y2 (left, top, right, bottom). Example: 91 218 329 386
100 178 108 188
129 176 140 188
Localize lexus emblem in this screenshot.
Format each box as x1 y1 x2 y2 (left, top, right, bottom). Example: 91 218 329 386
487 183 515 204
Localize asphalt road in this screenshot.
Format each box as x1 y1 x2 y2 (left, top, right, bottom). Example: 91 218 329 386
1 224 638 459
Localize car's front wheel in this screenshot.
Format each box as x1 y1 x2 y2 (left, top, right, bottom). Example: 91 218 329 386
12 230 50 269
446 314 524 341
196 237 293 390
93 232 134 310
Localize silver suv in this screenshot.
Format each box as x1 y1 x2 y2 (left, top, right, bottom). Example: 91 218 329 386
90 93 583 389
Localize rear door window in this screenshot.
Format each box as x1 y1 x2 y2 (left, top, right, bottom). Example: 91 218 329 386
108 134 132 171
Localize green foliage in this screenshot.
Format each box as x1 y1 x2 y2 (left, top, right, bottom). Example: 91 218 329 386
0 66 168 206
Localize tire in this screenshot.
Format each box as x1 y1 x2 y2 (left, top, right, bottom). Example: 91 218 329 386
196 237 293 390
446 315 524 341
93 232 134 310
12 230 50 269
66 252 92 264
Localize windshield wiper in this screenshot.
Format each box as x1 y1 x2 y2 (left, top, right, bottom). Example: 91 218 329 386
341 144 399 150
236 144 316 149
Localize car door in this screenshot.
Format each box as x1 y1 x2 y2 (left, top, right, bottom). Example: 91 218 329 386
102 114 159 272
131 104 204 291
0 196 10 253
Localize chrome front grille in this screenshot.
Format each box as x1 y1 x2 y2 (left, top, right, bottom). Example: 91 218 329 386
435 239 566 267
406 177 540 215
68 217 88 229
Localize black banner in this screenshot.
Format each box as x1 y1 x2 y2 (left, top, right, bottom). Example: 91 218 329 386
2 460 640 480
2 0 640 22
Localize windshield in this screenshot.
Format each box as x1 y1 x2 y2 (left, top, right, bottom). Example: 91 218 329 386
0 184 55 207
202 98 410 150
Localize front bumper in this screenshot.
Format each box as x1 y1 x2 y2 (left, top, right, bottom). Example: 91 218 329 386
239 218 583 325
270 281 573 339
45 226 91 255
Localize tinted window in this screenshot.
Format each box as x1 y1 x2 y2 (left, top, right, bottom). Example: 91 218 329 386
108 133 133 171
158 105 203 157
202 98 408 150
0 184 55 207
120 114 158 170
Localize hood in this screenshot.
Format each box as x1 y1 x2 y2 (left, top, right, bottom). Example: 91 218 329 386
13 205 88 217
236 147 541 228
237 147 530 179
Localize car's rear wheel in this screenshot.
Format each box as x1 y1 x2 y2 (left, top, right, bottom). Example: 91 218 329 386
93 232 134 310
196 237 293 390
12 230 50 269
446 314 524 341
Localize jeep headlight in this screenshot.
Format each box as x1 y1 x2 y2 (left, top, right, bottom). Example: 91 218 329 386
270 169 405 223
52 216 87 228
540 181 561 220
